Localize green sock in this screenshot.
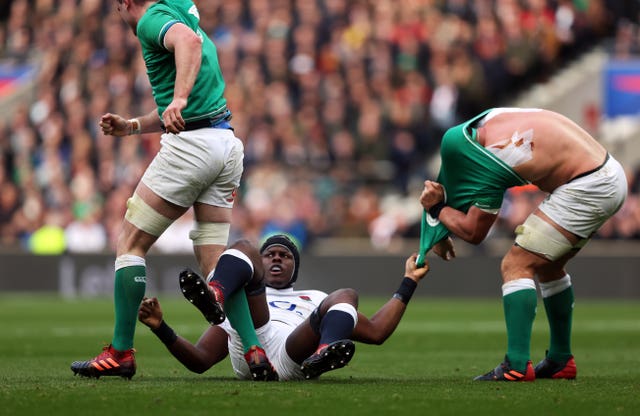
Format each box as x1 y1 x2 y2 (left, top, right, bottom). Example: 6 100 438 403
112 265 146 351
543 286 574 362
224 290 261 353
503 288 537 371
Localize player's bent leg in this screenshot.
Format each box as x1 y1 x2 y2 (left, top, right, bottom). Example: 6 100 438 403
110 190 183 351
205 242 271 359
315 294 359 347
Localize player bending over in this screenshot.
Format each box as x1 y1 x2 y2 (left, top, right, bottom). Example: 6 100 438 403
418 108 627 381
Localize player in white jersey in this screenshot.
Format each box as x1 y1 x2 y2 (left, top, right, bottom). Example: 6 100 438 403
138 234 429 380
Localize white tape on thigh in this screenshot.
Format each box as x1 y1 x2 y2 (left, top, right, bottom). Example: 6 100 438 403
124 194 173 237
189 222 230 246
514 214 573 261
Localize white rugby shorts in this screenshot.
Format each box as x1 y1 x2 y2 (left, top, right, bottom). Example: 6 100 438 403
141 128 244 208
227 321 305 381
539 155 627 238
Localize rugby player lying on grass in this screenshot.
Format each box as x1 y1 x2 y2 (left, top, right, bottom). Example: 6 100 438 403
138 234 429 381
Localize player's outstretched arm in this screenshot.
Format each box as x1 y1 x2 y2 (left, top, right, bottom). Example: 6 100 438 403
350 254 428 345
100 110 163 136
139 297 229 373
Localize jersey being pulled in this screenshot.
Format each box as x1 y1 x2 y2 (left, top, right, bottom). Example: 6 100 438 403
416 109 529 266
136 0 228 123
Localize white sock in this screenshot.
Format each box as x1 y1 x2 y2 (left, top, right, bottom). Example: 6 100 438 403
539 274 572 298
502 278 536 296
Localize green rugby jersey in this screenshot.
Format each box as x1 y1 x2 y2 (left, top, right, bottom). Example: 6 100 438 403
416 109 529 266
137 0 228 122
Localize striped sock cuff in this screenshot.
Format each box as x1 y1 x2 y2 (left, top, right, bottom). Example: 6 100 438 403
115 254 146 270
539 274 572 298
327 303 358 328
502 278 536 296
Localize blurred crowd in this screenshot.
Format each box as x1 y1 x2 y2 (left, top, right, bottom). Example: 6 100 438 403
0 0 639 255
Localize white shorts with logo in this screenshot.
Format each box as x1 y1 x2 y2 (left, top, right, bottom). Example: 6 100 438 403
226 321 305 381
539 155 627 238
141 128 244 208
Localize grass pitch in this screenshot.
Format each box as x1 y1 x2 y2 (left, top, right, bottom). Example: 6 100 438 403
1 294 638 416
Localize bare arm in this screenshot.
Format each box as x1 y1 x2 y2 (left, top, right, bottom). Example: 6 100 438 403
139 297 228 373
161 23 203 133
419 180 497 245
351 254 429 345
99 109 162 136
438 205 497 245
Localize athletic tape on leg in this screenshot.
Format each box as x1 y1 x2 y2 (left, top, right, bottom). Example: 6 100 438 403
515 215 573 261
124 194 173 237
189 222 230 246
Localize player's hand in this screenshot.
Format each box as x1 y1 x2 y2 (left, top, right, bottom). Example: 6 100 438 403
162 98 187 134
405 253 429 282
433 237 456 261
420 180 445 210
100 113 129 137
138 297 163 330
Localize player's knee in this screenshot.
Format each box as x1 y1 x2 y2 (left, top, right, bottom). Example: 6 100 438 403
500 247 538 279
328 288 359 309
228 238 260 259
229 238 263 276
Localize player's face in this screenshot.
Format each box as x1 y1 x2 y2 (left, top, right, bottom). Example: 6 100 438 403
261 246 295 289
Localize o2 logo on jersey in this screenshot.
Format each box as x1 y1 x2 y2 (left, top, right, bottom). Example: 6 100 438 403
269 300 304 317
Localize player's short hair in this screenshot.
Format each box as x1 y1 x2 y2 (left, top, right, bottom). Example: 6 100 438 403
259 234 301 287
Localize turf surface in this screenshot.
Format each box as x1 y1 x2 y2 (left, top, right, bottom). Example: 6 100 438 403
1 295 638 415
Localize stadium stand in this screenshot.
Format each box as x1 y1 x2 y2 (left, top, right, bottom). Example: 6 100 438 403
0 0 639 255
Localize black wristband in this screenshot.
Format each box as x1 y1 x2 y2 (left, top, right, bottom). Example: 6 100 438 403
428 201 445 219
393 277 418 305
151 320 178 346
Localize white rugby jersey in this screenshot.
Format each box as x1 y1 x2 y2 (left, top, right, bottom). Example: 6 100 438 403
264 287 328 327
220 287 327 335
